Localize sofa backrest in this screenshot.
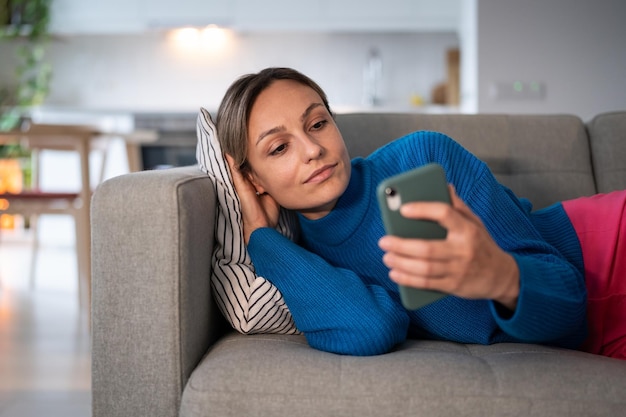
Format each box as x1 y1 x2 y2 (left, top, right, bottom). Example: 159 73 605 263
335 113 597 209
586 111 626 194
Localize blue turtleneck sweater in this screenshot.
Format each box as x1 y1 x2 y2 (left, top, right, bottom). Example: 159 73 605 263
247 131 587 356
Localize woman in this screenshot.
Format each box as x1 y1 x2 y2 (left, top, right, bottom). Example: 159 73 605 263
214 67 625 358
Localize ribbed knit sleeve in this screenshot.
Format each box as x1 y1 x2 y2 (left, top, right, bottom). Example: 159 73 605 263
378 132 587 347
245 130 587 354
460 167 586 346
247 228 410 356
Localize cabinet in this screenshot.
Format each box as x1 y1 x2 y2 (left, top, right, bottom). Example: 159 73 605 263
50 0 143 34
139 0 234 29
50 0 460 34
234 0 326 31
50 0 234 33
326 0 460 31
235 0 459 32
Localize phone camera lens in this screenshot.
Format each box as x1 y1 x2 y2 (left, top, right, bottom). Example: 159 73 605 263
385 187 396 197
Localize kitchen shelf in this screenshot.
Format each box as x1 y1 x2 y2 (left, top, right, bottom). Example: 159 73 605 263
49 0 461 35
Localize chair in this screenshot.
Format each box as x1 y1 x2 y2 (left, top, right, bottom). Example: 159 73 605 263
0 122 100 316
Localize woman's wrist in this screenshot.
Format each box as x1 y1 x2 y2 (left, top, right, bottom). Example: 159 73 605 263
244 223 268 245
493 253 520 311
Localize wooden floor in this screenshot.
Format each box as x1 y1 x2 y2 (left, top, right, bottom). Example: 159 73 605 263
0 216 91 417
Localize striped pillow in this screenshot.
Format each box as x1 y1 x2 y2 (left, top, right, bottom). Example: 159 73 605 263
195 107 301 335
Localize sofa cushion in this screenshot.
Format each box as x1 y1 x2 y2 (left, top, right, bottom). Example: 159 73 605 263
180 333 626 417
586 111 626 193
336 113 597 209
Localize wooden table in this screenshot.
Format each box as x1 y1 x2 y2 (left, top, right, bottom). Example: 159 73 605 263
1 124 102 316
1 123 157 317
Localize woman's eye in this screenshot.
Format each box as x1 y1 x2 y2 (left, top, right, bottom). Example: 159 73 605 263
270 143 287 156
311 120 328 130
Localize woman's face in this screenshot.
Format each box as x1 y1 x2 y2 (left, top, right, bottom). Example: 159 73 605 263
245 79 351 220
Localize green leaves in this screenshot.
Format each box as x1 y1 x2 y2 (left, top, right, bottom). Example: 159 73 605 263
0 0 52 131
15 43 52 107
0 0 51 41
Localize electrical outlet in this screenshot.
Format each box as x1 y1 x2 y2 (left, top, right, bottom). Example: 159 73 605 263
489 81 546 100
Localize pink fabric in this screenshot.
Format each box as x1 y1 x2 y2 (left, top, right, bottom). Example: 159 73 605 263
562 191 626 360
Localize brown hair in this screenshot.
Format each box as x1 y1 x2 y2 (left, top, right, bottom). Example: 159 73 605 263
216 67 332 175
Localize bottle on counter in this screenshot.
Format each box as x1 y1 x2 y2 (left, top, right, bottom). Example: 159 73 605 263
362 47 383 107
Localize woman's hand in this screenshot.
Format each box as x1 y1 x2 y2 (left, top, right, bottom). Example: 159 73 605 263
378 185 520 311
226 154 281 244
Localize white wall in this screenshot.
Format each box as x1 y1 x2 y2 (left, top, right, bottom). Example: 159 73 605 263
4 1 625 121
0 31 459 113
458 0 478 113
476 0 626 121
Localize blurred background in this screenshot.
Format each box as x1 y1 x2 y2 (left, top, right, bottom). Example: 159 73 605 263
2 0 625 120
0 0 625 416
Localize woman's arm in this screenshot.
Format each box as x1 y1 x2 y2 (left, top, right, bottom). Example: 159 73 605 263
226 153 409 355
466 170 587 345
377 133 587 347
248 227 410 356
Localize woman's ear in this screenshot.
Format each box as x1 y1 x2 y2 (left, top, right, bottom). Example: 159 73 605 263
246 171 267 195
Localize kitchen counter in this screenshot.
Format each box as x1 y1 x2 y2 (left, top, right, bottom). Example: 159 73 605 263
29 107 136 134
27 104 464 170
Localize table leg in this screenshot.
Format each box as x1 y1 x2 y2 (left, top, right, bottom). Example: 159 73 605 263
126 143 143 172
76 138 92 320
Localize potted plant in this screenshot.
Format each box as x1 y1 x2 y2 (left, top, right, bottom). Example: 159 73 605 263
0 0 52 132
1 0 51 193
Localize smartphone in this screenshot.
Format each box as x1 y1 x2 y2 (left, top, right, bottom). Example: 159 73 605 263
376 163 451 310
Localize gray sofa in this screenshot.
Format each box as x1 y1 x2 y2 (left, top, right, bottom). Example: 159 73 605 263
92 111 626 417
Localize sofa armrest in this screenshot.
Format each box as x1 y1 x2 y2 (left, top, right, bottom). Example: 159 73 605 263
92 165 226 417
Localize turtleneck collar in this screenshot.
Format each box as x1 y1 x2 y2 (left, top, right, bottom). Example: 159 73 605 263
297 158 373 247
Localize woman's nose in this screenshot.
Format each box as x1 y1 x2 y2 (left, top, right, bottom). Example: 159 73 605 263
300 134 324 161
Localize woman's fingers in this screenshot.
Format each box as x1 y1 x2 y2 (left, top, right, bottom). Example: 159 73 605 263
379 185 519 307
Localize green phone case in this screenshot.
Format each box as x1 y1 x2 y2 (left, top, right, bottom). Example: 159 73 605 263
376 163 451 309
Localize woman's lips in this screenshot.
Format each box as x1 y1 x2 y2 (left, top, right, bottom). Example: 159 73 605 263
305 164 337 184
